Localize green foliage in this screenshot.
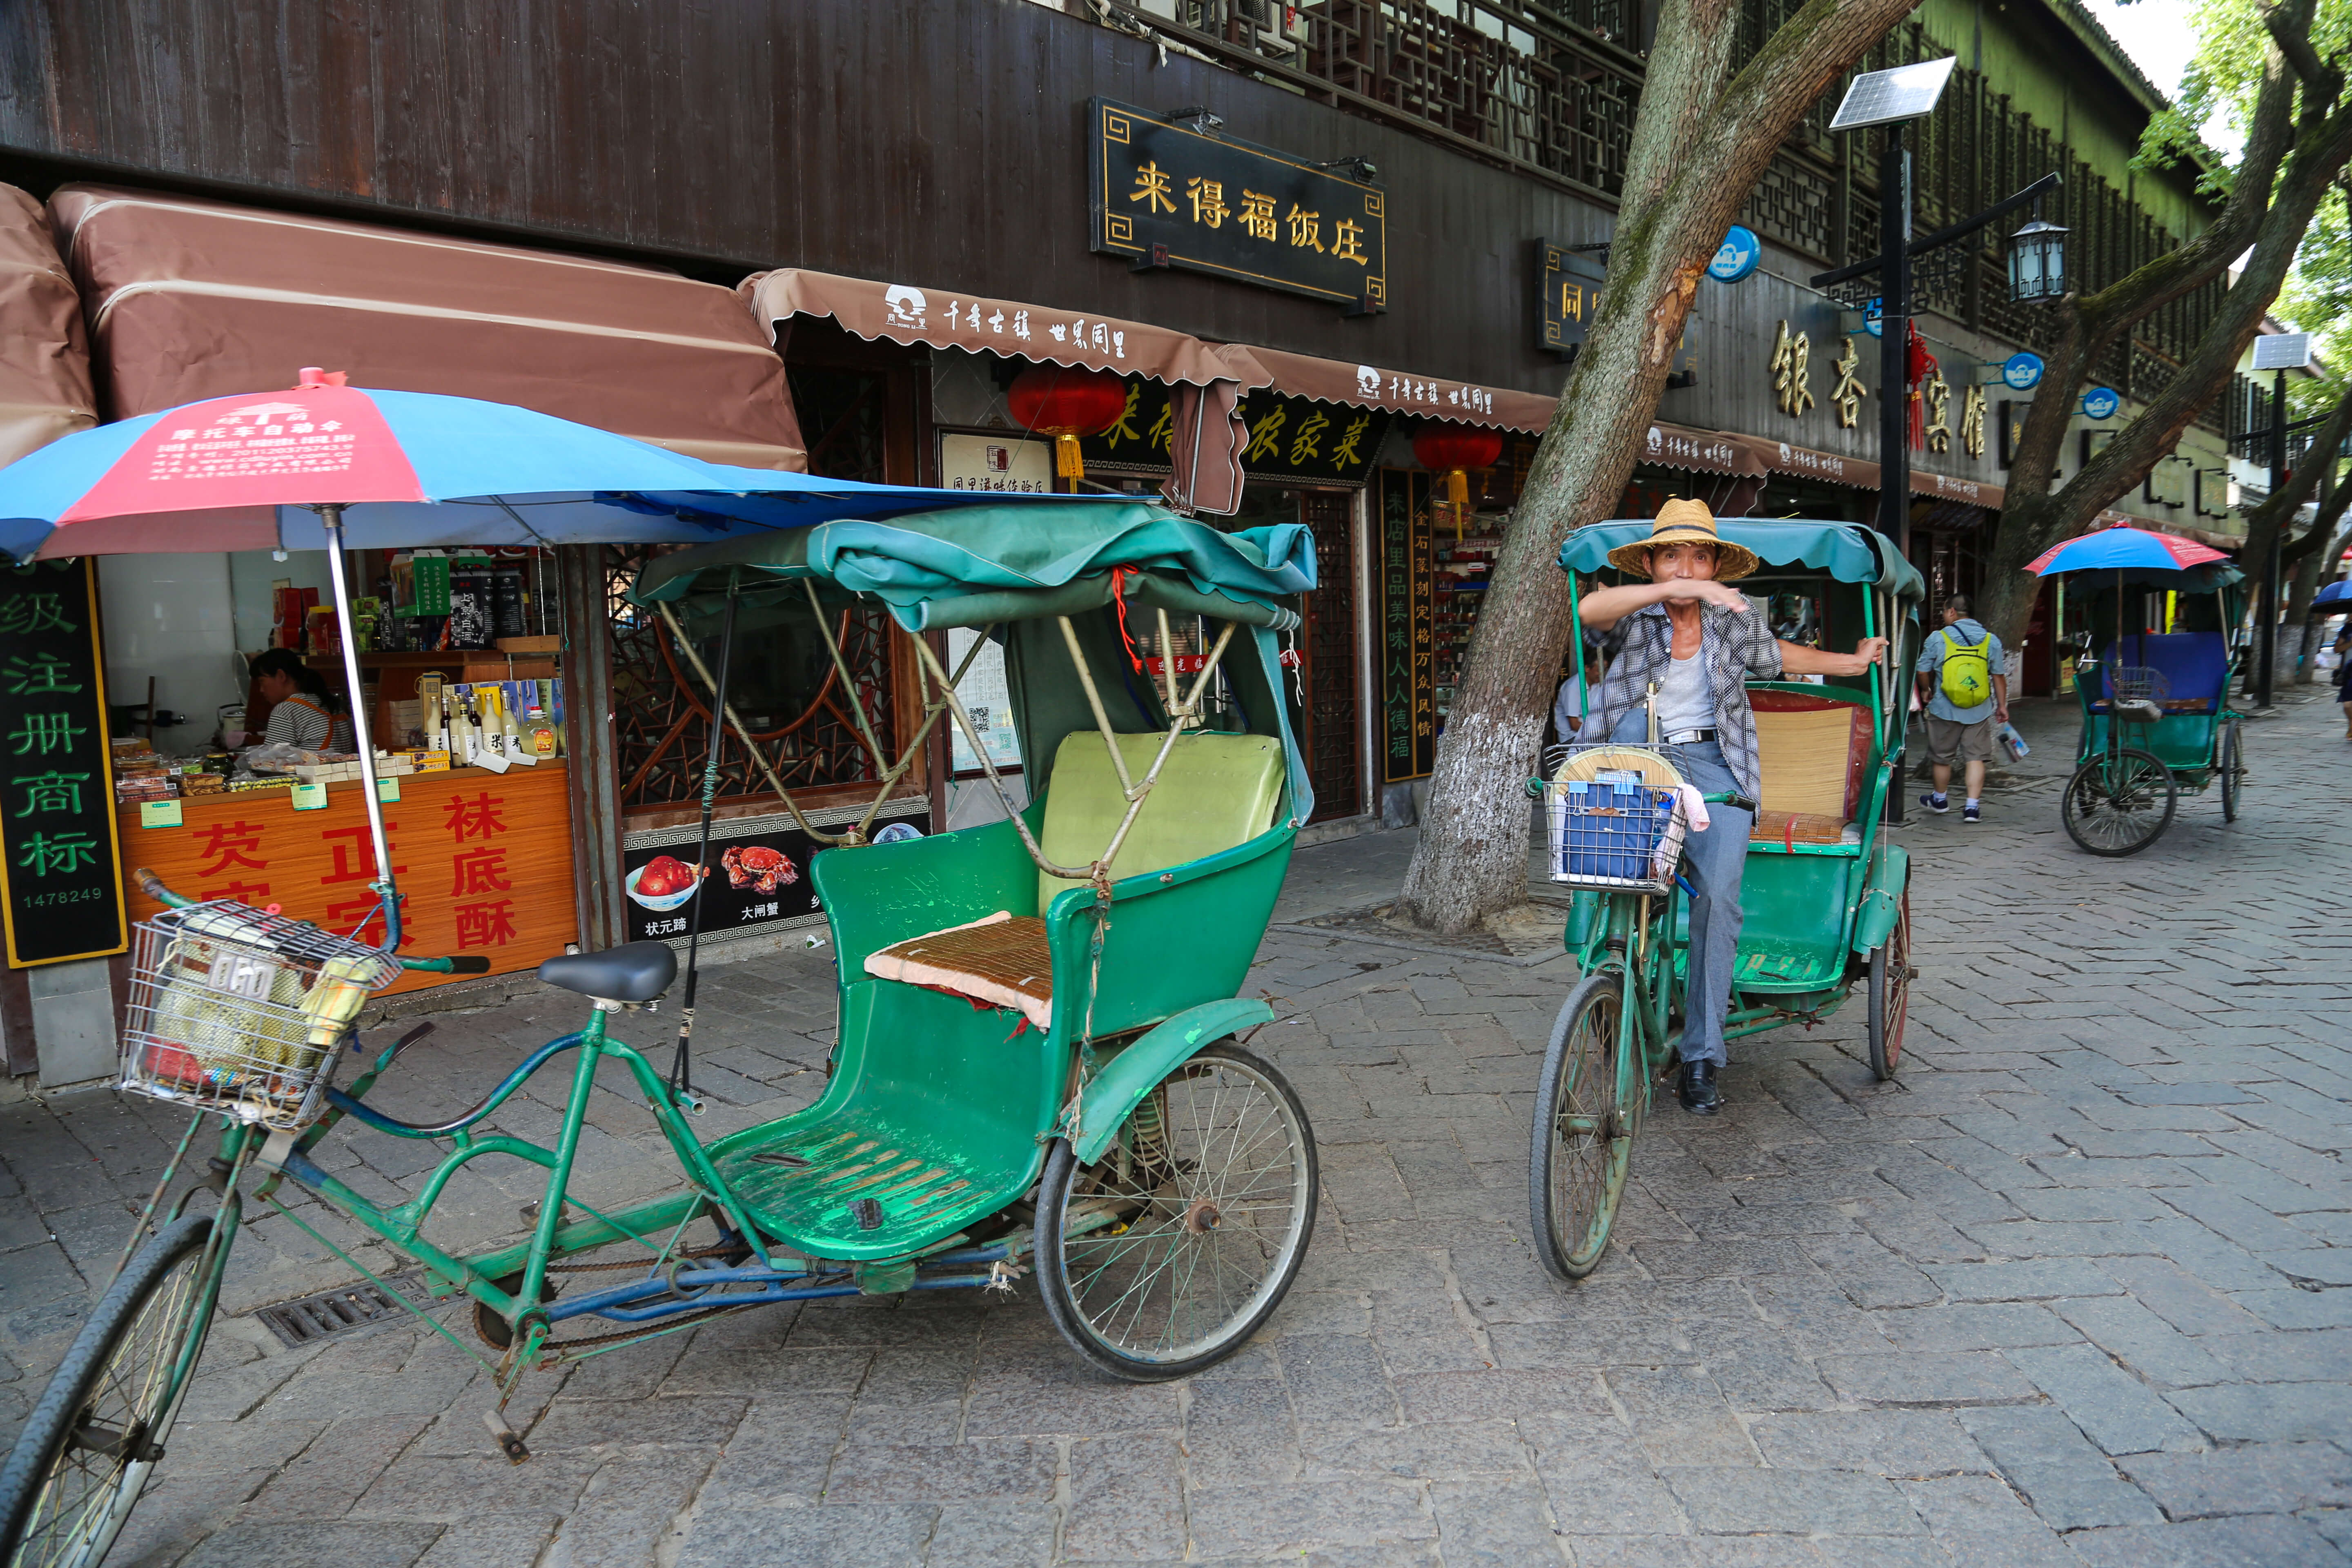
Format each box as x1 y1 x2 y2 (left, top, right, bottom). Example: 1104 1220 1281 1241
2134 0 2352 197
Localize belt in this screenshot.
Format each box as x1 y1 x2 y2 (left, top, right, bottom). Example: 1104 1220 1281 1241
1662 727 1719 745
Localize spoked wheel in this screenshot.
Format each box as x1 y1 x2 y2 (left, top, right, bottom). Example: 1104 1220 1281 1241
2220 720 2244 823
1867 889 1912 1082
1 1214 221 1568
1036 1042 1316 1382
1530 972 1634 1281
2060 746 2177 856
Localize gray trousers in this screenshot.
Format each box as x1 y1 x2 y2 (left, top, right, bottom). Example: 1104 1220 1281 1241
1605 717 1751 1065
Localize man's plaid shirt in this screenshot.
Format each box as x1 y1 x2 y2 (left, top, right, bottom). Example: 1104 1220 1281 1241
1588 601 1783 801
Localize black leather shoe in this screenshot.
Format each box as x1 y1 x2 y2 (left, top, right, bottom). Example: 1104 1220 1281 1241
1678 1058 1722 1115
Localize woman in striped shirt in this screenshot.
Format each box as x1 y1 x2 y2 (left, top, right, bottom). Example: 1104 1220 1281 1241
249 648 354 752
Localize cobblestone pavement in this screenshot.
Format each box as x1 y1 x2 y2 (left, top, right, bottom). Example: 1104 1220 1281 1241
3 688 2349 1566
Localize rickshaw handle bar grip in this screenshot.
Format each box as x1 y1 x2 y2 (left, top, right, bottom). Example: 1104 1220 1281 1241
133 868 488 973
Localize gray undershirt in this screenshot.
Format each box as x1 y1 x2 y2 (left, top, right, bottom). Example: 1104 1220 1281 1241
1654 649 1713 736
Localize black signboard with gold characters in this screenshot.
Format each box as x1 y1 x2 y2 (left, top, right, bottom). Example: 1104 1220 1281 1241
1537 240 1607 356
1089 99 1388 312
0 558 125 966
1083 378 1392 487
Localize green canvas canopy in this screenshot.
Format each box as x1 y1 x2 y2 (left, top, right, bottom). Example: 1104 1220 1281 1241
1560 517 1927 601
630 501 1314 633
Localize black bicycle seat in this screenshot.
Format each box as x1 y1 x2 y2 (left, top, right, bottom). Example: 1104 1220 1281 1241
539 941 678 1002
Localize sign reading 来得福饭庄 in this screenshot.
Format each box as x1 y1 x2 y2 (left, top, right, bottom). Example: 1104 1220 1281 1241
1090 99 1388 311
0 559 125 967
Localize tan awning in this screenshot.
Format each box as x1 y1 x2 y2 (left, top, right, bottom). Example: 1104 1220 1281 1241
0 184 96 467
51 185 806 470
1245 345 1556 433
742 269 1258 389
1640 423 1767 478
1737 435 1875 490
1914 468 2002 508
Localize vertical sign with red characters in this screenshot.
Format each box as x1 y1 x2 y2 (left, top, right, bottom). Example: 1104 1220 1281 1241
120 763 576 995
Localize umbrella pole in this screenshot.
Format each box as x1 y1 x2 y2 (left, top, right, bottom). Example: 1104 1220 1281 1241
320 504 401 949
670 576 740 1104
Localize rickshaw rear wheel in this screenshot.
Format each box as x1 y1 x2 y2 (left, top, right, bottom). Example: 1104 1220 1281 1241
2060 747 2177 856
2220 720 2243 822
0 1214 219 1568
1530 972 1632 1281
1035 1042 1316 1382
1867 889 1912 1082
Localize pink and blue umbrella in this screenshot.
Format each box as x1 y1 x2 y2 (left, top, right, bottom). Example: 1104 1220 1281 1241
0 370 1090 561
2025 523 2230 576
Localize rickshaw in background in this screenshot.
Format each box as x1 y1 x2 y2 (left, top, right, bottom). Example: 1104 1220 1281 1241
0 379 1322 1565
1528 519 1922 1280
2029 524 2248 856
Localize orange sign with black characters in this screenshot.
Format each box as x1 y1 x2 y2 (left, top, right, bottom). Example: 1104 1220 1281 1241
120 763 576 995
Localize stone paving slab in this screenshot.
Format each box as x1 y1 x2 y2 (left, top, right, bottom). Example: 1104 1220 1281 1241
2 690 2348 1564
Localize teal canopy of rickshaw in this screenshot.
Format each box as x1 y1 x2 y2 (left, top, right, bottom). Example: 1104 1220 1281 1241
628 499 1317 819
630 502 1314 634
1558 517 1926 601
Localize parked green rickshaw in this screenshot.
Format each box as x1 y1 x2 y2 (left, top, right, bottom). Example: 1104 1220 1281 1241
1529 519 1922 1280
2 499 1323 1565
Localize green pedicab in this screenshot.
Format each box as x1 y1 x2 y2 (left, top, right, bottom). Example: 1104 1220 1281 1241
1528 519 1923 1280
2044 549 2247 856
1 501 1322 1566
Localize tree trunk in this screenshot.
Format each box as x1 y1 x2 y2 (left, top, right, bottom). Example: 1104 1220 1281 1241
1391 0 1923 935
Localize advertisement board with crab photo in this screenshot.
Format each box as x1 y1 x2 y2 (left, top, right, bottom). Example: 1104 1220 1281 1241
620 810 932 945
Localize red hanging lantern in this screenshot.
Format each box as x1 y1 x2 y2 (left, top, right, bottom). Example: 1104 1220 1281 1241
1007 366 1129 482
1904 323 1937 453
1412 424 1505 540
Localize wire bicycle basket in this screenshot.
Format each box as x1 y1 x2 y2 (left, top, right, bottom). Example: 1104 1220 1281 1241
119 901 403 1130
2100 662 2170 724
1541 744 1690 896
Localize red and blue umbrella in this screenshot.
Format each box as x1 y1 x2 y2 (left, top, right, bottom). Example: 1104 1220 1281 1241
2025 523 2230 576
0 370 1085 561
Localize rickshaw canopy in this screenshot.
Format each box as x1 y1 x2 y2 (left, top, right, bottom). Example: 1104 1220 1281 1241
630 502 1314 633
1558 517 1926 600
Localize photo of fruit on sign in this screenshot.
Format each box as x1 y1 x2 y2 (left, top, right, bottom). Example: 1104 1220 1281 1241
625 853 707 911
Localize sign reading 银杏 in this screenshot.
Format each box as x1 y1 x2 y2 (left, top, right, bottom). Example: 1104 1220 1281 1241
0 559 125 967
1089 99 1389 312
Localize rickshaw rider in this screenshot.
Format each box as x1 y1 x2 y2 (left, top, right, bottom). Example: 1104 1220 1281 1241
1577 501 1888 1114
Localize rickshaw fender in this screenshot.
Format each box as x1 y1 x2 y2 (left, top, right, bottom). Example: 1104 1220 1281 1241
1070 998 1276 1165
1851 844 1911 956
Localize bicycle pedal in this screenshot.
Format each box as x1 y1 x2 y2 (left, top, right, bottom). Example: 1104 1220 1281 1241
482 1410 532 1465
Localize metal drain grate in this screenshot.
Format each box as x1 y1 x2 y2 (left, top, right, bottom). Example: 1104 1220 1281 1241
249 1272 431 1348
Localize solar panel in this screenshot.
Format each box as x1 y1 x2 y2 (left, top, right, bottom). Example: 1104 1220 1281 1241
2252 332 2312 371
1828 57 1958 132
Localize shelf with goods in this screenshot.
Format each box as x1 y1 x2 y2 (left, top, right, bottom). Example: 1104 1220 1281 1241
1431 522 1506 737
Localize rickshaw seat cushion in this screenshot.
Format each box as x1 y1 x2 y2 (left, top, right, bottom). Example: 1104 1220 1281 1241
862 912 1054 1031
1034 731 1286 913
538 940 677 1003
1749 692 1872 824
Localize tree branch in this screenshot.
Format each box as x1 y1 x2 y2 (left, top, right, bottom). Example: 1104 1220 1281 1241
2283 458 2352 564
2241 385 2352 552
2262 1 2341 98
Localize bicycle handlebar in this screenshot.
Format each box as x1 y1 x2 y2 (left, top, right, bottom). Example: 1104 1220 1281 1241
132 868 491 974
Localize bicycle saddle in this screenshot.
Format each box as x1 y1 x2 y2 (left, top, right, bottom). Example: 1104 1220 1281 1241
539 941 678 1002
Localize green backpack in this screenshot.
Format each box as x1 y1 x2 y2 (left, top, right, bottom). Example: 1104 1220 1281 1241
1938 627 1992 707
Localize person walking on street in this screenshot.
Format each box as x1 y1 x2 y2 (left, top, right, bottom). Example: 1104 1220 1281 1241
1578 501 1886 1114
1916 595 2007 823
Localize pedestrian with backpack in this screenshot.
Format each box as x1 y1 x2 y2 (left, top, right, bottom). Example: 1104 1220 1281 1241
1915 594 2007 823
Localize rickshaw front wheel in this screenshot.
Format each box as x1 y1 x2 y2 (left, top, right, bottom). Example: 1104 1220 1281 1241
2060 747 2177 856
2220 720 2244 823
1530 972 1633 1281
1035 1042 1317 1382
1867 890 1912 1082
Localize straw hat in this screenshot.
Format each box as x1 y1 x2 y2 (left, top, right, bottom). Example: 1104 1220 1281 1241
1605 498 1760 582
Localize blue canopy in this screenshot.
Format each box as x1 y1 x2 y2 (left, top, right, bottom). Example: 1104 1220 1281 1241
1560 518 1926 599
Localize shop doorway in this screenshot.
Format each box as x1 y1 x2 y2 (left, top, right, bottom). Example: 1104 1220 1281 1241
1297 491 1362 823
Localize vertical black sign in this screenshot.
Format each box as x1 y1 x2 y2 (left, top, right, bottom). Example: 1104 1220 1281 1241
1379 470 1436 784
0 559 126 966
1090 99 1388 312
1537 241 1607 356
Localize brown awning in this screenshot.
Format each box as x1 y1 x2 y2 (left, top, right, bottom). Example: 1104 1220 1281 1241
51 185 806 470
1640 422 1767 478
0 184 96 467
1245 345 1556 433
1740 435 1878 491
742 269 1257 389
1913 468 2002 508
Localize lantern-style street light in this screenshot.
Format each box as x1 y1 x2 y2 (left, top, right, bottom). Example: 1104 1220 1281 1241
2007 211 2069 303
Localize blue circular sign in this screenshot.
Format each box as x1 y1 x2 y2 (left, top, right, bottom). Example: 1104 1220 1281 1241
1707 225 1761 284
1863 297 1883 339
2002 352 2045 392
2082 386 2120 420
